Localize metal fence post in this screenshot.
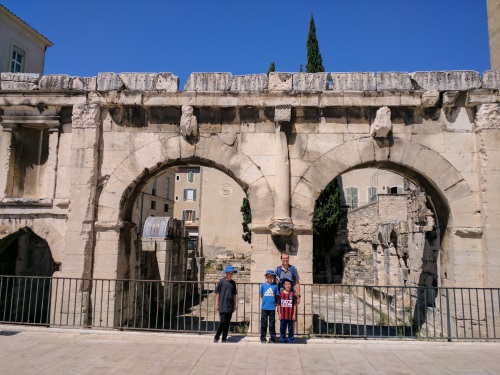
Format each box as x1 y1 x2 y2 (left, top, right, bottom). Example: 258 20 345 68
445 288 452 342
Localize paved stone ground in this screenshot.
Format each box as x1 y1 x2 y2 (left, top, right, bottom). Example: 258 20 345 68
0 324 499 375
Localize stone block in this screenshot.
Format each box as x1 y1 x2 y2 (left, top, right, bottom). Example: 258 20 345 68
268 73 293 91
400 91 423 106
230 74 268 91
38 75 71 91
241 133 275 156
401 141 422 167
319 91 343 106
466 89 499 106
70 76 97 91
119 73 156 90
436 166 465 192
292 73 329 92
444 180 472 202
482 70 500 89
412 133 445 153
410 71 481 90
420 90 440 108
376 72 413 91
275 104 291 122
184 73 232 91
0 72 39 90
330 72 376 91
97 73 124 91
154 73 179 91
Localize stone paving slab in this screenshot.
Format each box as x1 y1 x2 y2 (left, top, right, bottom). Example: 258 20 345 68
0 324 499 375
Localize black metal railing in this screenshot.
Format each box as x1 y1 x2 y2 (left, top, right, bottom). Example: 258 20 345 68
0 275 498 340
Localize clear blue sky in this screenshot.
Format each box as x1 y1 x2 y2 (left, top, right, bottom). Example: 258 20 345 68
3 0 491 86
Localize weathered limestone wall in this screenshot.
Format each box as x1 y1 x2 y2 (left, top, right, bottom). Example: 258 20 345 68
0 70 499 328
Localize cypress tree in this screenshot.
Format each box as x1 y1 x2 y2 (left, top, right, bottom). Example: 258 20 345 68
267 61 276 75
306 14 325 73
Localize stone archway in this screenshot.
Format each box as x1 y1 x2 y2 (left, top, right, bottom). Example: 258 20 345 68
94 134 274 281
292 137 481 288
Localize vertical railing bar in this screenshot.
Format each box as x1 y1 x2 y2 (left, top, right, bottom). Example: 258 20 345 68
65 279 71 326
386 286 390 338
177 282 181 330
72 279 77 326
445 288 451 342
98 279 103 328
333 285 337 337
198 281 202 332
169 281 173 331
355 286 359 337
348 285 352 336
147 282 152 329
127 281 132 329
133 281 138 329
119 280 125 329
46 278 52 326
7 278 13 322
371 287 375 338
162 281 167 331
468 288 473 339
183 281 187 330
26 278 33 323
483 288 489 339
460 288 466 338
0 277 4 322
140 281 145 329
34 278 40 324
106 280 111 328
80 280 85 327
341 285 345 337
416 287 421 339
490 289 496 339
363 286 367 338
424 287 428 337
14 277 21 322
59 278 65 326
451 288 457 339
92 279 98 328
476 288 481 339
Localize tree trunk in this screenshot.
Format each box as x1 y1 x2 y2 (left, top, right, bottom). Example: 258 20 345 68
325 252 333 284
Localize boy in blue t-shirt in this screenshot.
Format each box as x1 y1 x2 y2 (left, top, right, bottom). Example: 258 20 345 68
259 270 279 343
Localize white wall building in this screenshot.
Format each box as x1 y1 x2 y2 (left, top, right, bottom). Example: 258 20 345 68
0 5 52 74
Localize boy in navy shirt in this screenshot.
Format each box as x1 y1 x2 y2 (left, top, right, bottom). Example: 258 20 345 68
214 265 238 343
277 277 297 343
259 270 279 343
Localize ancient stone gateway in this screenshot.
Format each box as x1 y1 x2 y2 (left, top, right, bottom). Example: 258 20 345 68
0 70 499 327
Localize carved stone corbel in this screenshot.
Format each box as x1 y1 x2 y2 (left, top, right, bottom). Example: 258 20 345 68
180 105 199 144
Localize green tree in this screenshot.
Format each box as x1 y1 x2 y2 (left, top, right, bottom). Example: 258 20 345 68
267 61 276 75
313 178 342 283
240 197 252 244
306 14 325 73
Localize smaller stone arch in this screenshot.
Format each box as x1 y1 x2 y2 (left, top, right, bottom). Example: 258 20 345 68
0 218 64 264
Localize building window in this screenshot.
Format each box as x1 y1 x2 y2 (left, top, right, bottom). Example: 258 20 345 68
175 195 179 201
152 178 157 196
165 177 170 198
345 187 358 208
187 169 195 182
176 175 180 181
183 210 196 222
183 188 196 201
10 48 24 73
368 186 378 202
150 200 156 209
389 186 404 194
164 203 169 212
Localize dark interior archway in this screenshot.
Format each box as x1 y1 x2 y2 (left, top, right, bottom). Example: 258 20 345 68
0 229 58 324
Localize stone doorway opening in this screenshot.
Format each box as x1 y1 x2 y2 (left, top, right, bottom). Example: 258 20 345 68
0 229 58 324
313 166 445 290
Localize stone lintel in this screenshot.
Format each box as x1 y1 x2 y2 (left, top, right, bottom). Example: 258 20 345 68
0 198 53 206
94 221 136 230
274 104 292 122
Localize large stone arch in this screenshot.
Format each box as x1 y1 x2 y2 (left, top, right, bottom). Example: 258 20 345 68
291 137 482 286
98 134 274 225
93 134 274 280
0 218 64 264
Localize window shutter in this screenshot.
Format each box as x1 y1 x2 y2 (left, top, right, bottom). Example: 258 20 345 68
346 188 352 206
183 189 187 200
397 187 403 194
353 188 358 208
193 211 196 221
182 211 186 221
193 189 196 201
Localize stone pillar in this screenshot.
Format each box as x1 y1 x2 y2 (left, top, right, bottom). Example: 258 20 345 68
54 104 101 327
0 128 12 198
474 104 500 338
475 104 500 286
45 128 60 200
270 105 293 236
